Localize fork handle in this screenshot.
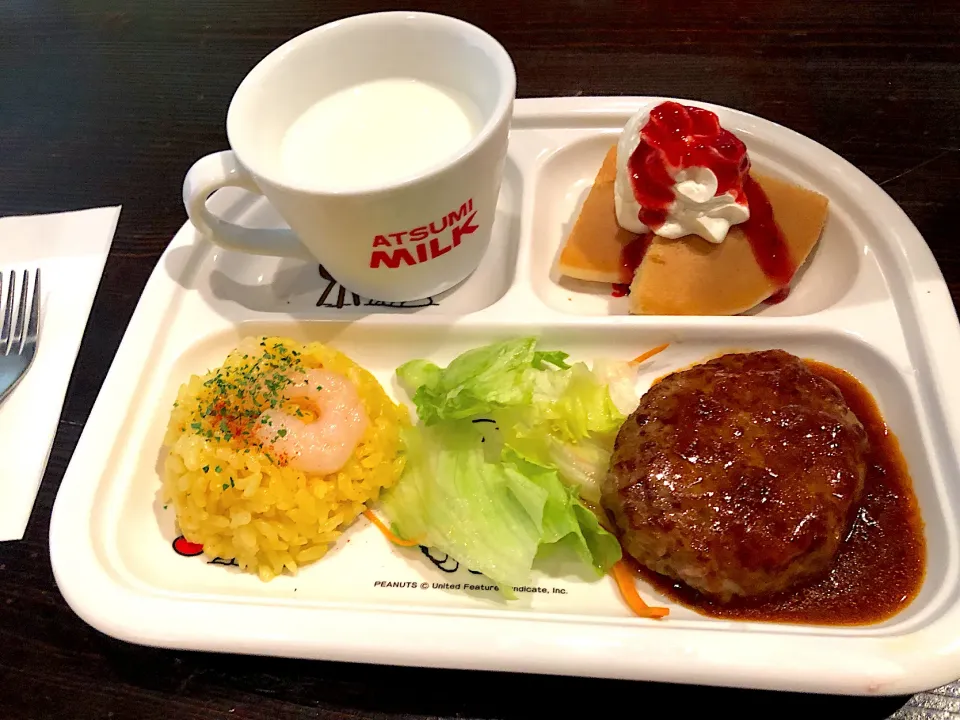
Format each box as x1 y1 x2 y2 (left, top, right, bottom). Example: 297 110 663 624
182 151 314 260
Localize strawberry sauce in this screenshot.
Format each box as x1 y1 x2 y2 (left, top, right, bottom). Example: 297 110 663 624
615 101 797 302
619 232 655 285
626 101 749 230
741 174 796 289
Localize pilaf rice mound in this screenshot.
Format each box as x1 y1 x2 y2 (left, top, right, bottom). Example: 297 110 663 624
162 336 408 581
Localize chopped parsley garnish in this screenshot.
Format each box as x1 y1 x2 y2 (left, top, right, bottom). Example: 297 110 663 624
183 338 307 461
215 465 222 473
202 465 209 473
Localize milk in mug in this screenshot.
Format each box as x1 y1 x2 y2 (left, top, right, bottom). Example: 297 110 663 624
279 78 483 191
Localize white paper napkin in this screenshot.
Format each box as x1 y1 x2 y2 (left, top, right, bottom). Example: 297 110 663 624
0 207 120 541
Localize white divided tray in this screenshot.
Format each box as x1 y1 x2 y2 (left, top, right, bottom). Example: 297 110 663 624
50 97 960 696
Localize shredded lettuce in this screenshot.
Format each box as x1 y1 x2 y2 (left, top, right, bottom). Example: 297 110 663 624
592 357 643 416
380 423 621 597
397 337 572 425
384 337 636 593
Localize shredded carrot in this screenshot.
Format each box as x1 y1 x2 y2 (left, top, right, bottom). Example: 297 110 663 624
631 343 670 366
611 560 670 619
363 509 421 547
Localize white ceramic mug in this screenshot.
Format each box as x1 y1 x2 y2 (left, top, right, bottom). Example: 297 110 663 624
182 12 515 302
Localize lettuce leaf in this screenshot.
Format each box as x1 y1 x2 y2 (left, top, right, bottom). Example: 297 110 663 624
397 337 540 425
591 358 643 416
507 432 612 504
493 359 629 502
383 337 634 593
380 423 621 596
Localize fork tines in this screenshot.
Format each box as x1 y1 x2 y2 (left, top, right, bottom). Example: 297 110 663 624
0 269 41 355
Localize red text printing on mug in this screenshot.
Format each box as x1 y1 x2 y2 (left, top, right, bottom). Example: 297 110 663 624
369 198 478 269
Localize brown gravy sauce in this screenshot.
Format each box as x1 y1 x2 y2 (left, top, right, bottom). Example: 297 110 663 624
629 359 926 625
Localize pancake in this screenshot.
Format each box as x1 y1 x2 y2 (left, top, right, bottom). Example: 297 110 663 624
557 145 829 315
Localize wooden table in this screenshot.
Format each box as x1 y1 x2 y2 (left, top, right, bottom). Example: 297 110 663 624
2 1 958 717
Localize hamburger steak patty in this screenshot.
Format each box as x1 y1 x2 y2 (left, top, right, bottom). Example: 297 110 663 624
601 350 869 602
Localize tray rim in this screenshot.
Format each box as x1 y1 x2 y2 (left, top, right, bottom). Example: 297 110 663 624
50 95 960 696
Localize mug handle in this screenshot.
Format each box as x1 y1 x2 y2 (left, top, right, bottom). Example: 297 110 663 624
182 151 314 260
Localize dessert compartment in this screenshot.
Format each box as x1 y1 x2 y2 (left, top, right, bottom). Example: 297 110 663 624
525 121 891 319
172 154 523 319
98 319 955 637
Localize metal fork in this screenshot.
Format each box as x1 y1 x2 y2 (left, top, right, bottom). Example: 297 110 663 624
0 269 41 403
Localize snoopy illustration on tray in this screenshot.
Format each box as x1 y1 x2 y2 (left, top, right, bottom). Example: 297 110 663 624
315 265 439 309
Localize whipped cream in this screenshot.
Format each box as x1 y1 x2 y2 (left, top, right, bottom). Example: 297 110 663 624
614 105 750 244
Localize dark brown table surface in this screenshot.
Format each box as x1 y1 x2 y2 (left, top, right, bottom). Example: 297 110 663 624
2 1 959 718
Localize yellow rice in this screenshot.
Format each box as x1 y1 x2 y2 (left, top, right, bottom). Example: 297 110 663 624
162 336 408 581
